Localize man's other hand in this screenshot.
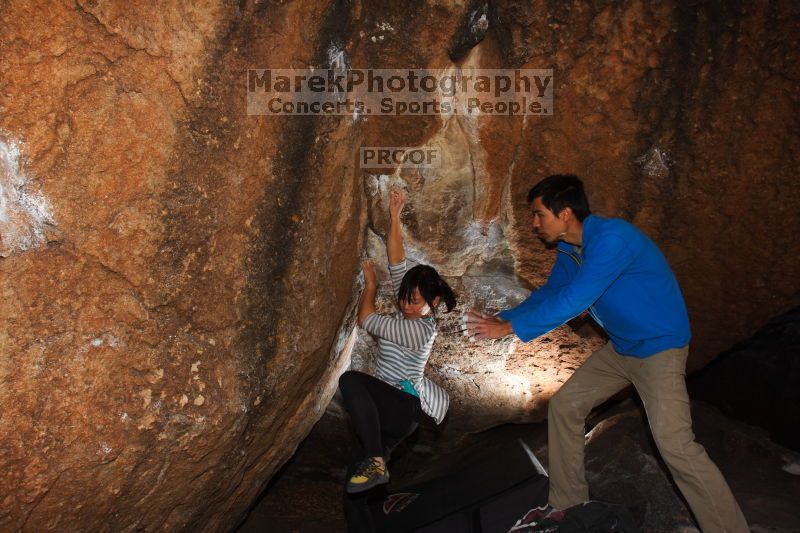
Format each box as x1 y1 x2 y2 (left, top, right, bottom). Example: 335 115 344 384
465 309 514 340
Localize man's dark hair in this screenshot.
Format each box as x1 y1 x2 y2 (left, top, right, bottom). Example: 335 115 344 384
527 174 591 221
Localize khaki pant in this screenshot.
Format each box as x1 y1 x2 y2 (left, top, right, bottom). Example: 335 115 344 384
547 342 749 533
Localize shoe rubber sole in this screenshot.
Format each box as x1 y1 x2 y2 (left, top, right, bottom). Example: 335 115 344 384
346 472 389 494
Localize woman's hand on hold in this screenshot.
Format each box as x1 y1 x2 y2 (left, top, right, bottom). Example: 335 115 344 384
362 260 377 288
389 189 406 220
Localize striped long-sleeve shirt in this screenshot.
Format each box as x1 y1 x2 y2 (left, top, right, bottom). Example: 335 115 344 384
362 260 450 424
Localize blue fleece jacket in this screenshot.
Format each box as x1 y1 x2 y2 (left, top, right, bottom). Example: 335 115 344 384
498 214 691 357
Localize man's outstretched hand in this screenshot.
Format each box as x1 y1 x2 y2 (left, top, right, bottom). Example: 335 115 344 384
465 309 514 340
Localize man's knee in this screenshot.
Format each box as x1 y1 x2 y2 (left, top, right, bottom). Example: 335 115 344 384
548 387 580 420
649 417 699 457
549 380 607 425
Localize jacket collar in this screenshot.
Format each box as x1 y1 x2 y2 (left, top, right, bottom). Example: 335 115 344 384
580 214 599 247
557 213 599 253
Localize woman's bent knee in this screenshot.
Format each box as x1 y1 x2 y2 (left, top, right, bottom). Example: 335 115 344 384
338 370 362 393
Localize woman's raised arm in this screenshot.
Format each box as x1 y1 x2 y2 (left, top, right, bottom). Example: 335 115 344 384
386 189 406 265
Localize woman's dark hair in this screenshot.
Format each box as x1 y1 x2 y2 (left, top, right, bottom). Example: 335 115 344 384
527 174 591 221
398 265 456 316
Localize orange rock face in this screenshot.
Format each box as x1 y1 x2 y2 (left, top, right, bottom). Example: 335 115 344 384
0 1 366 530
0 0 797 531
492 1 800 369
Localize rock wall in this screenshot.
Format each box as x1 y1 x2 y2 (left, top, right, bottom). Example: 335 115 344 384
0 1 366 531
351 0 800 439
583 401 800 532
689 305 800 452
0 0 798 531
492 1 800 368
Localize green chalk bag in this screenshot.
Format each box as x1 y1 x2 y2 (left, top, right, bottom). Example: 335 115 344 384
398 379 419 397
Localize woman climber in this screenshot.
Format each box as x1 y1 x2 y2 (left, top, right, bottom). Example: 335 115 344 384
339 188 456 494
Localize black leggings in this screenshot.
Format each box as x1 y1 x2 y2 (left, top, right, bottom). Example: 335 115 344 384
338 370 421 460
